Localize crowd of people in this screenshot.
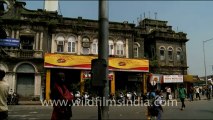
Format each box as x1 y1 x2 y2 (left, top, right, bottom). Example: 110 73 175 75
145 83 212 120
145 84 187 120
188 85 212 101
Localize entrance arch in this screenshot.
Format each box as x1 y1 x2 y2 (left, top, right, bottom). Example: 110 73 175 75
16 63 35 100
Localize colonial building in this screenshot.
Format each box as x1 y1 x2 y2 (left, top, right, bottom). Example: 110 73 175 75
0 0 52 100
138 19 188 94
0 0 188 100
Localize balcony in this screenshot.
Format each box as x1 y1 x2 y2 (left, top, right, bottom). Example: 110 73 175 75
1 49 43 59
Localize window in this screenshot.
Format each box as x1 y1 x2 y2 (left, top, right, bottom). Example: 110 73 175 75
91 39 98 54
56 36 64 52
67 36 76 53
133 43 139 58
116 40 124 56
159 46 165 60
168 47 173 60
20 36 34 50
108 40 114 55
57 41 64 52
82 48 90 55
176 48 182 61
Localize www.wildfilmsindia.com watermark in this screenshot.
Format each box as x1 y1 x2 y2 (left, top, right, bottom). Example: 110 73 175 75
40 97 178 107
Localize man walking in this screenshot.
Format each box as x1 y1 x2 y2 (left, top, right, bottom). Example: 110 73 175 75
178 84 187 110
195 86 201 100
166 86 171 101
188 86 194 101
0 69 9 120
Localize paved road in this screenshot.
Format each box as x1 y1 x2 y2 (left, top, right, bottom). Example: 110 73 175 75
8 99 213 120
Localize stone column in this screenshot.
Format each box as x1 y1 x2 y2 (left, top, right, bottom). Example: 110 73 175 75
40 32 43 50
125 38 129 58
34 74 41 97
35 33 39 50
51 34 55 53
11 30 15 38
16 30 19 39
77 35 82 55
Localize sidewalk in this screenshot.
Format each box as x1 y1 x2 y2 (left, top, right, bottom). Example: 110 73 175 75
174 95 209 102
18 100 41 105
16 94 210 105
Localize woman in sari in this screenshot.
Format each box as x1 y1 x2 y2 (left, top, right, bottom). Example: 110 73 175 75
51 72 74 120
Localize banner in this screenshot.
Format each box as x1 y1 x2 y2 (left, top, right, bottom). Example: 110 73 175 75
44 53 149 72
150 74 163 85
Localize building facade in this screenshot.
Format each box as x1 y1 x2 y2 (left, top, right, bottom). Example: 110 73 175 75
0 0 188 100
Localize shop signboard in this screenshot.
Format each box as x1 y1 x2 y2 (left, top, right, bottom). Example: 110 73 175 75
44 53 149 72
0 38 20 47
163 75 183 83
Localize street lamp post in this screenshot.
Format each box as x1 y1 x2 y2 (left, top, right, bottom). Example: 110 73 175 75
203 37 213 86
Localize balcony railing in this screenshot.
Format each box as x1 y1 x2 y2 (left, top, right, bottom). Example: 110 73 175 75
1 49 43 58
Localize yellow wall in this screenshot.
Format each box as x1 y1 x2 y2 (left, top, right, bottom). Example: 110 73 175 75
111 72 115 95
45 69 51 100
80 71 84 94
143 73 147 94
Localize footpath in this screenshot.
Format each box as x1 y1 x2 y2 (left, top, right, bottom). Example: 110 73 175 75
18 100 41 105
17 95 210 105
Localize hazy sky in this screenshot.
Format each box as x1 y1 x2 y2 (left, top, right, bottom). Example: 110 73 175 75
23 1 213 77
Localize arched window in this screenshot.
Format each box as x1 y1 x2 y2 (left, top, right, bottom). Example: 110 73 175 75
159 46 165 60
133 43 139 58
56 36 64 52
168 47 173 60
176 48 182 61
16 63 35 73
116 40 124 56
67 36 76 53
108 40 114 55
91 39 98 54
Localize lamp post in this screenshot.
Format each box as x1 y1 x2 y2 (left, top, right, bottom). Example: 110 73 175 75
203 37 213 86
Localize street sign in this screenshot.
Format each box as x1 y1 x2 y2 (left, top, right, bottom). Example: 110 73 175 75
0 38 20 47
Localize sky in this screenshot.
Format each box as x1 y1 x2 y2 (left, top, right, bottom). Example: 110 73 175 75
22 1 213 77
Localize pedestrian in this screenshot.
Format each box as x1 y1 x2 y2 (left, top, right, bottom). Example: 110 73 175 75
50 72 74 120
207 84 212 100
195 87 201 100
178 84 187 110
147 87 156 120
188 86 194 102
154 89 163 120
0 69 9 120
165 86 171 101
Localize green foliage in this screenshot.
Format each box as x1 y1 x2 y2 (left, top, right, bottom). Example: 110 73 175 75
150 60 158 67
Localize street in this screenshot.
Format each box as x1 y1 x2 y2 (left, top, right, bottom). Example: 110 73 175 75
8 99 213 120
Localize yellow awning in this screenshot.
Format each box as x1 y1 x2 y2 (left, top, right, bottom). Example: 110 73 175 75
183 75 200 83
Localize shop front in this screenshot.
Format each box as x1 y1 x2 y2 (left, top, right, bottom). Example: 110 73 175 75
183 75 201 93
162 75 184 99
44 53 149 100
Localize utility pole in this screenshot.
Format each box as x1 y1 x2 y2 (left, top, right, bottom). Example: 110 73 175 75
203 37 213 86
98 0 109 119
